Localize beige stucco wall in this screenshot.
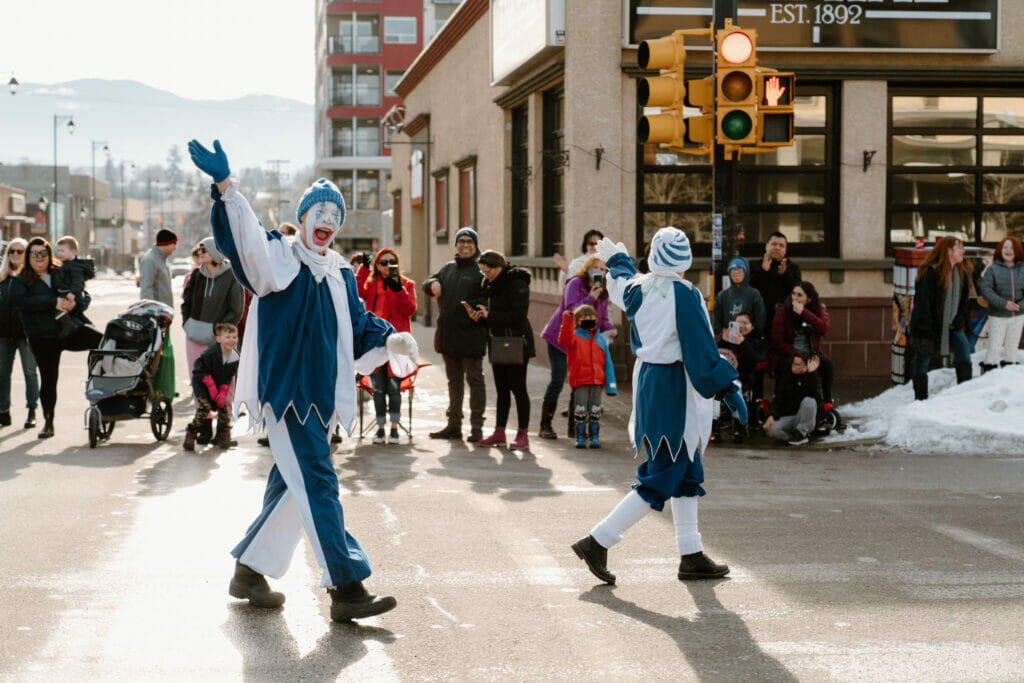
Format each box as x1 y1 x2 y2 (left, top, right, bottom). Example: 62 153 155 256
840 81 888 262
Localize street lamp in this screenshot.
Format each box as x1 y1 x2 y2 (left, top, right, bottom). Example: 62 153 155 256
6 73 17 95
91 140 109 250
52 114 76 242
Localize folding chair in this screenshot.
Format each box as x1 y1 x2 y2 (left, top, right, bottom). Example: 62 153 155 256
357 362 432 440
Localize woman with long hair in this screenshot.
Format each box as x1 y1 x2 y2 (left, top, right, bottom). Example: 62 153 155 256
466 250 534 449
537 253 616 439
356 247 418 443
977 236 1024 372
768 280 835 404
0 238 41 429
909 236 971 400
8 237 103 437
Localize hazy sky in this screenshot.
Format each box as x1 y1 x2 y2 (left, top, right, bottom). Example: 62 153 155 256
4 0 316 103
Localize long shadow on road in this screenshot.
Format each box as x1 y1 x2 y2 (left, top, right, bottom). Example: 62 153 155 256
0 437 158 483
427 441 562 502
579 583 797 682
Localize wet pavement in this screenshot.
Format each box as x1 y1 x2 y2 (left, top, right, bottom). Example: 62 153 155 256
2 277 1023 680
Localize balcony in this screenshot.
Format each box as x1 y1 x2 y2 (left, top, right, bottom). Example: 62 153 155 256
329 34 380 54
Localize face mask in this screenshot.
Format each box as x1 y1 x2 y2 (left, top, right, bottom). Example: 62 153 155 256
579 319 596 330
302 201 343 250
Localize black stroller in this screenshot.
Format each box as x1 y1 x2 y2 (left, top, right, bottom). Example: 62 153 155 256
83 300 175 448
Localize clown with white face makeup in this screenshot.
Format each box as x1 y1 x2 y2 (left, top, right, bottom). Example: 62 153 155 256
570 227 747 587
188 139 417 623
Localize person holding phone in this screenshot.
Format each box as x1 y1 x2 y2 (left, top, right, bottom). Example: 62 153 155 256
711 256 767 336
356 248 418 443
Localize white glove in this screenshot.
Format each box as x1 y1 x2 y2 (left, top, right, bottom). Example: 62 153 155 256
595 237 628 264
386 331 418 363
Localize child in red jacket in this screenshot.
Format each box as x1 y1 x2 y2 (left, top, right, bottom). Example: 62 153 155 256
558 304 618 448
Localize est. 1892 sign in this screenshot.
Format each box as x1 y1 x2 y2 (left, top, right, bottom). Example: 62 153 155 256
629 0 998 53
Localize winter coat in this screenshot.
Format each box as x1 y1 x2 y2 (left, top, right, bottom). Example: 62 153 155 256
978 260 1024 319
480 266 535 363
182 262 244 337
0 277 28 339
717 329 767 387
711 257 768 334
190 342 240 400
750 257 802 311
356 263 417 333
768 368 823 420
768 299 830 370
557 312 618 393
139 245 173 306
53 256 96 303
8 271 93 340
422 255 487 358
541 275 614 352
909 264 969 348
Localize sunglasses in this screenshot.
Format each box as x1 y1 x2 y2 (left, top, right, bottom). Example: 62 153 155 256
30 250 49 258
378 259 397 266
8 249 24 255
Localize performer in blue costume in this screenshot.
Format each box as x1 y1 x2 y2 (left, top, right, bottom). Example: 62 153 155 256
188 139 418 621
571 227 747 584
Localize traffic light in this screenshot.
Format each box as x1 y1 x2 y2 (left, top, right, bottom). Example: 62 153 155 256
756 70 795 149
637 27 714 156
715 20 757 153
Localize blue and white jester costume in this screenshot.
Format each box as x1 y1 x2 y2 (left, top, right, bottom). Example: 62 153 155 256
189 140 417 614
572 227 747 583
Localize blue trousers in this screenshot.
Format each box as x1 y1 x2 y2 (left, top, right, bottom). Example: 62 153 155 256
911 329 970 377
232 409 370 588
542 343 567 405
0 336 39 412
633 440 707 512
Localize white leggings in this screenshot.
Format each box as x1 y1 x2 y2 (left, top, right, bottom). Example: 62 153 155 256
984 315 1024 365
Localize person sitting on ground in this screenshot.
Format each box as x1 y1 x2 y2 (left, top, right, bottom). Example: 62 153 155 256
558 303 618 449
769 280 835 405
184 322 240 451
711 256 767 335
52 236 96 336
763 352 823 446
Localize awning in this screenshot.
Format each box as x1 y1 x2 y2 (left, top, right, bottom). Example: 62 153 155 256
3 215 32 222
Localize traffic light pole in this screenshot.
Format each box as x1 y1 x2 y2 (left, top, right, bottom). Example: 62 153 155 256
711 0 739 307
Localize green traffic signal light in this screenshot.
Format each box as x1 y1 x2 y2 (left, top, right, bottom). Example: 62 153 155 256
721 111 752 140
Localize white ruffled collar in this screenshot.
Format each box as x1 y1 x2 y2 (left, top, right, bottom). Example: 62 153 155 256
291 238 346 283
639 270 690 297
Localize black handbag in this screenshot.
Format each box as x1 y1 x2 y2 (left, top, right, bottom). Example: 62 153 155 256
490 334 525 366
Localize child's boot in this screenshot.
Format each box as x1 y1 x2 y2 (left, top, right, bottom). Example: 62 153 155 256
588 423 600 448
214 422 234 449
196 420 213 445
183 424 198 451
575 423 588 449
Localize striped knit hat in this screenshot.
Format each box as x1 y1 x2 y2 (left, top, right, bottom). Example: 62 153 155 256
648 226 692 274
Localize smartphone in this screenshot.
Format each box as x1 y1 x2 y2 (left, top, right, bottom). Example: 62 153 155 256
389 264 399 279
728 321 741 343
592 272 605 287
461 300 472 311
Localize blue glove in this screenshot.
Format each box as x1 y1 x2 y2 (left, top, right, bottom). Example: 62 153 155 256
722 388 748 425
188 139 231 183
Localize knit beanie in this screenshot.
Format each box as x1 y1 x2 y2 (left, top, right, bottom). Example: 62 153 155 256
200 236 224 263
648 226 693 274
454 227 478 247
727 256 749 275
155 229 178 246
297 178 346 226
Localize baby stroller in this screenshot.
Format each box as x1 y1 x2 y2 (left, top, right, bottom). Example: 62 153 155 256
83 300 175 448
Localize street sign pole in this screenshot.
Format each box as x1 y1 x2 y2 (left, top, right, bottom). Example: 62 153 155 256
710 0 738 308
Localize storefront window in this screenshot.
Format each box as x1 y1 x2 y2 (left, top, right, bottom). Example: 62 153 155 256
888 91 1024 246
638 84 837 257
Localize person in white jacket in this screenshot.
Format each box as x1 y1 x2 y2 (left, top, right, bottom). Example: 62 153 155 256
571 227 746 584
189 139 417 622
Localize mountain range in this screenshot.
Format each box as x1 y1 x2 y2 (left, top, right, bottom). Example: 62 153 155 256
0 79 313 174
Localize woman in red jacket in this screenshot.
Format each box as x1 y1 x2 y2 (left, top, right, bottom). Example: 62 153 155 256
356 248 418 443
769 280 835 404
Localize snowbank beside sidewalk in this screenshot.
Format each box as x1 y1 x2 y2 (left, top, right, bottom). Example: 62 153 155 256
822 361 1024 454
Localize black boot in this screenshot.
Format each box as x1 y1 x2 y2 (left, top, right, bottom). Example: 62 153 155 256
954 361 973 384
196 420 213 445
329 581 397 621
214 423 235 449
228 560 285 608
24 407 36 429
538 400 557 439
979 363 996 375
571 535 616 585
1001 361 1016 368
183 424 199 451
37 414 54 439
678 551 730 579
429 422 462 439
912 375 928 401
0 410 10 427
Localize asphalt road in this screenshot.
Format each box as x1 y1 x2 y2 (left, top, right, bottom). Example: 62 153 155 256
2 276 1022 681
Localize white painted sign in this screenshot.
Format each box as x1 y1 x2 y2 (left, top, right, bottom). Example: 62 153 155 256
491 0 566 85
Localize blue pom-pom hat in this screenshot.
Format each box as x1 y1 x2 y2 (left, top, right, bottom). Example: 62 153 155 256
297 178 346 226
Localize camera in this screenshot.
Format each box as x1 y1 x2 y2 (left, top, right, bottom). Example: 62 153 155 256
389 264 399 279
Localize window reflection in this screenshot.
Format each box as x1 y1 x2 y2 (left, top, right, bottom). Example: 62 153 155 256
982 136 1024 166
892 96 977 128
643 173 711 204
889 211 971 244
891 135 976 166
739 212 824 246
983 98 1024 129
891 173 973 204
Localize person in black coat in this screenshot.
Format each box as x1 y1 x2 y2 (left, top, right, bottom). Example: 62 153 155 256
8 237 103 438
0 238 40 429
763 352 823 445
466 250 535 450
908 236 971 400
421 227 488 441
750 232 803 311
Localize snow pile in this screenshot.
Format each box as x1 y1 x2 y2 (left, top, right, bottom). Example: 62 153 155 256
823 361 1024 454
